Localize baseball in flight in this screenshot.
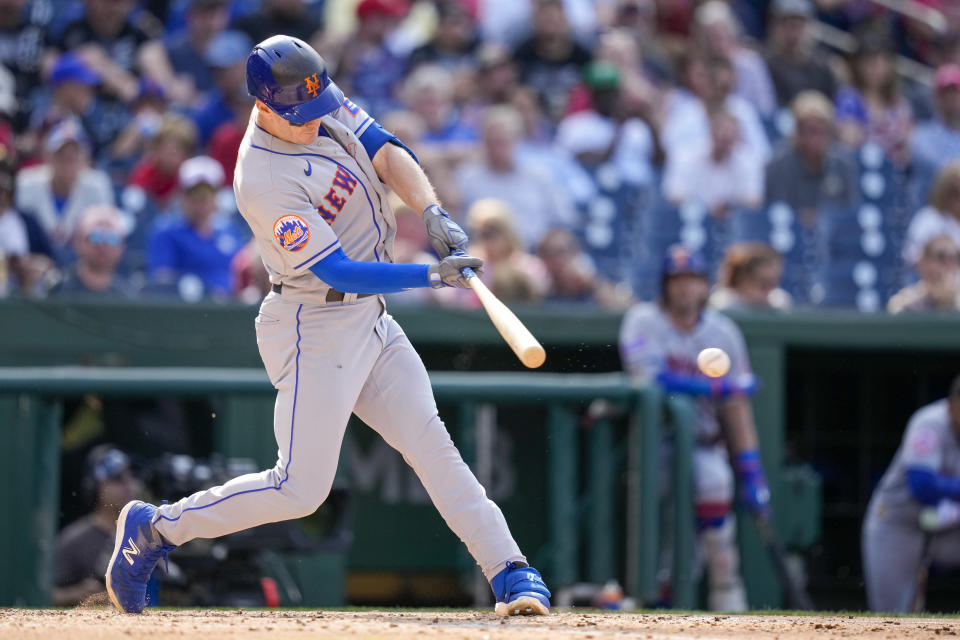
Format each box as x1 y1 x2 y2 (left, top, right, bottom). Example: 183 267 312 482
698 347 731 378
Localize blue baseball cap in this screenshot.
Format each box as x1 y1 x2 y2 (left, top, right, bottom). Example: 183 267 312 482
90 447 131 483
50 53 100 87
662 244 708 279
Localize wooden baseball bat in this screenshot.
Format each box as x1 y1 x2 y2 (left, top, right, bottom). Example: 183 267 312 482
462 270 546 369
911 533 932 613
754 514 815 610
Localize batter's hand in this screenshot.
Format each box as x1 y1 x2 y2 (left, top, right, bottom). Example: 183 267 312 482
734 449 771 518
423 204 469 258
429 255 483 289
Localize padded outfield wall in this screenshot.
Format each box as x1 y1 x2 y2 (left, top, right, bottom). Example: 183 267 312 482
1 298 958 610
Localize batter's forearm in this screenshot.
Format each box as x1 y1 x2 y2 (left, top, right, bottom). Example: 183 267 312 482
372 142 438 213
907 467 960 505
655 371 758 398
721 396 759 454
310 248 430 293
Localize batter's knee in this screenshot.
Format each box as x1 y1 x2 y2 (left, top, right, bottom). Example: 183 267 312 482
274 464 336 519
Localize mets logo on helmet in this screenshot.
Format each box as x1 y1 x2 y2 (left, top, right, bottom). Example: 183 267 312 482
274 215 310 252
304 73 321 98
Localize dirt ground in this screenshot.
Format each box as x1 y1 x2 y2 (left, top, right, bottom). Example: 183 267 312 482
2 605 959 640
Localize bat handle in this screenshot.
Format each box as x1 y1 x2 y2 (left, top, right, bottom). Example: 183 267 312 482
450 249 478 281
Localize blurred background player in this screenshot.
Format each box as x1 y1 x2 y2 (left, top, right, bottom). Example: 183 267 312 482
54 445 139 606
862 375 960 612
619 245 768 611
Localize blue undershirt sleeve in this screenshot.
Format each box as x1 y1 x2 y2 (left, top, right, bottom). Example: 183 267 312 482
309 248 430 293
906 467 960 505
358 121 419 164
655 371 758 398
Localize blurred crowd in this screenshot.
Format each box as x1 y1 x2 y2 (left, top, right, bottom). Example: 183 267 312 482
2 0 960 312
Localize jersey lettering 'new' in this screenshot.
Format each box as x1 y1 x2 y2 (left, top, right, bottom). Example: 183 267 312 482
619 303 752 440
869 399 960 527
234 100 396 304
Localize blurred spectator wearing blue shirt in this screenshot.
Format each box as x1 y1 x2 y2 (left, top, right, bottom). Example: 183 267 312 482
399 64 479 164
334 0 408 116
147 155 243 300
190 29 251 146
913 65 960 172
834 36 913 161
30 53 127 161
164 0 230 96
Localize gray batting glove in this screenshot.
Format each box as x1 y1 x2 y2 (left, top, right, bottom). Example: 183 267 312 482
428 255 483 289
423 204 469 258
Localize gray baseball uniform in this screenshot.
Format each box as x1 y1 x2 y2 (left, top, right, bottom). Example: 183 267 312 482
863 399 960 612
151 99 526 580
619 303 754 610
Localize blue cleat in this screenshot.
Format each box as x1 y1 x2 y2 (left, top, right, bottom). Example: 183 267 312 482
490 561 551 616
105 500 176 613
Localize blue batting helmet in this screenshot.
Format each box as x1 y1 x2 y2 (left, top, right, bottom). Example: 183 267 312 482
246 35 345 124
662 244 708 279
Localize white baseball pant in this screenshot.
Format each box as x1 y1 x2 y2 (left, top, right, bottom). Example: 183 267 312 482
153 292 525 580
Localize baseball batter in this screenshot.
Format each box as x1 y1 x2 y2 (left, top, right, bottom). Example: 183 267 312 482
863 375 960 612
105 35 550 617
619 246 768 611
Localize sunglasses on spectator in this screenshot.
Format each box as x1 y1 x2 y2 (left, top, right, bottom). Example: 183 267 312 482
929 251 959 263
86 229 123 246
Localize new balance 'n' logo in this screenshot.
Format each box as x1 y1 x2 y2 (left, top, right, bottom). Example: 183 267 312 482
122 537 140 565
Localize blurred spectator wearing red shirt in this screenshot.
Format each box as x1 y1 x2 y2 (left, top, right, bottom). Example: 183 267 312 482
127 114 197 210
